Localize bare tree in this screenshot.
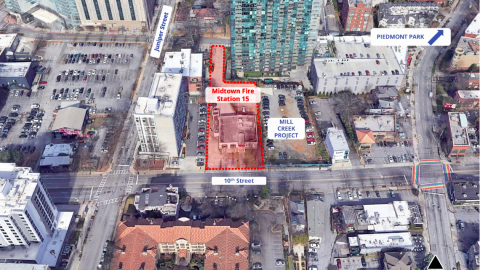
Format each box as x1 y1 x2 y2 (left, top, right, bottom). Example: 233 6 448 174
332 90 367 120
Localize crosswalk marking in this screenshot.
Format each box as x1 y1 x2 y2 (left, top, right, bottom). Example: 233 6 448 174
126 175 134 194
112 169 129 175
92 175 109 205
96 197 119 206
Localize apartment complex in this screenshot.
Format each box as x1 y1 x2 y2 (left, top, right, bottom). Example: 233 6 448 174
340 0 372 32
325 127 350 164
450 37 479 71
111 218 249 270
230 0 321 74
310 38 406 94
75 0 155 31
378 2 438 28
0 163 73 266
161 49 204 97
446 112 470 158
134 73 187 163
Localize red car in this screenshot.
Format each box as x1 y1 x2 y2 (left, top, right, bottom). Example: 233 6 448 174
376 60 380 65
337 259 342 269
365 70 370 75
197 145 206 150
198 128 205 132
39 81 47 85
307 138 316 142
83 76 87 81
349 54 353 59
305 119 310 123
306 132 314 136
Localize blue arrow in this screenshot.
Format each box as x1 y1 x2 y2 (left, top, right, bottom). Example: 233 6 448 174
428 30 444 45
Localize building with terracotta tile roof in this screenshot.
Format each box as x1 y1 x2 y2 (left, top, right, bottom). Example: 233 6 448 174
356 129 375 153
111 218 250 270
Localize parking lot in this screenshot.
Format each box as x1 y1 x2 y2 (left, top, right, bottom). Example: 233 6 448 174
251 210 285 270
334 187 416 204
454 206 479 253
335 256 380 270
262 87 317 163
0 41 145 170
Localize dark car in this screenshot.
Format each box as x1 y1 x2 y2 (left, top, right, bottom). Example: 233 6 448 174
361 257 366 267
283 151 287 159
375 191 380 197
279 152 283 159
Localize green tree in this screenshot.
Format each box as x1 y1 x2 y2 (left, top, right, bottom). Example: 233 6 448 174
292 233 309 245
0 151 23 164
259 186 270 199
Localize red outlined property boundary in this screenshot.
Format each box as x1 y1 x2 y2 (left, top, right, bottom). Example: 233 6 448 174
205 45 265 171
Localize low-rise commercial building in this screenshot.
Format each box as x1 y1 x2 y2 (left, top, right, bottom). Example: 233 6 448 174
325 127 350 164
378 2 438 28
356 129 375 152
449 181 479 205
0 62 36 90
383 251 417 270
51 107 88 137
446 112 470 158
0 163 73 266
111 218 249 270
340 0 372 32
0 264 50 270
348 232 413 254
464 13 480 38
456 73 479 90
353 115 396 141
161 49 203 97
39 143 75 168
310 38 406 94
134 186 179 216
455 90 480 109
306 196 323 241
75 0 155 31
450 37 480 71
134 73 187 165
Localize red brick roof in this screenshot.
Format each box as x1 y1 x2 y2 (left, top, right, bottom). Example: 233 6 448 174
111 219 249 270
356 129 375 144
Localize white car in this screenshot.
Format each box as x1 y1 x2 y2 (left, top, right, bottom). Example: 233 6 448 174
309 243 320 248
308 248 316 253
388 155 394 163
357 190 363 199
337 191 343 200
275 260 285 266
353 188 358 199
347 191 353 200
314 111 322 116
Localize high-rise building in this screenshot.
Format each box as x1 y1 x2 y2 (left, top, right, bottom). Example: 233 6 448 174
5 0 80 27
134 73 187 164
230 0 321 75
0 163 73 266
74 0 155 31
340 0 372 32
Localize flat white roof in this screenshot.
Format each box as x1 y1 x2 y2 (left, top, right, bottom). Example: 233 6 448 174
135 73 183 116
31 9 59 24
457 90 480 100
40 211 73 266
448 112 469 146
0 263 49 270
354 232 413 249
353 115 396 133
326 127 349 151
0 34 17 49
161 49 203 78
0 62 32 78
465 13 480 37
363 201 411 232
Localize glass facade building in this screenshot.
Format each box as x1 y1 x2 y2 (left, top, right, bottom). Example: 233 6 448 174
230 0 321 74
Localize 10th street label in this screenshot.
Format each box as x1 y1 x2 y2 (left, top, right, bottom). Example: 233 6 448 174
206 87 260 103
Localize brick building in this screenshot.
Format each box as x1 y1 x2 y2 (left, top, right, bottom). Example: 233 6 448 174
455 90 480 109
340 0 372 32
446 112 470 158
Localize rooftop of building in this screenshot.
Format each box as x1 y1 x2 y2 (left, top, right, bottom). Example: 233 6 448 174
135 73 183 116
0 34 17 50
384 251 417 270
0 263 49 270
457 36 480 54
217 103 258 144
51 107 87 131
363 201 411 231
356 129 375 144
161 49 203 78
111 218 249 270
375 86 399 99
134 186 178 211
306 199 323 239
379 1 439 9
326 127 349 151
346 0 372 8
0 165 40 215
350 232 413 248
448 112 469 146
457 90 480 100
353 115 396 133
451 181 479 201
42 143 74 157
313 41 405 78
465 13 480 37
0 62 32 78
39 156 72 167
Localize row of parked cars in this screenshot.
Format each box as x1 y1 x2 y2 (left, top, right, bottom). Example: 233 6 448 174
337 188 395 200
297 95 316 146
20 105 43 139
62 52 133 65
196 103 208 165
